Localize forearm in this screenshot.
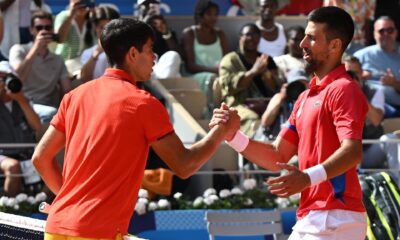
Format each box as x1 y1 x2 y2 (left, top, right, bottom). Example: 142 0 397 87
16 97 42 131
0 0 15 11
366 103 383 127
34 156 62 195
178 126 226 178
14 50 36 82
56 15 73 43
237 70 257 89
32 126 65 195
321 140 362 179
261 96 284 127
241 139 286 171
80 57 96 83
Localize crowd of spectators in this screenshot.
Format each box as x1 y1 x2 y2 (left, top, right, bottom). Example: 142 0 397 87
0 0 400 197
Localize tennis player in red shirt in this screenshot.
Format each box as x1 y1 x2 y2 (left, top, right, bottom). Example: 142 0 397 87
32 18 240 240
211 6 368 240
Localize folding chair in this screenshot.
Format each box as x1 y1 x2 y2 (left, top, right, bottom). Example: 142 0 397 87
205 210 283 240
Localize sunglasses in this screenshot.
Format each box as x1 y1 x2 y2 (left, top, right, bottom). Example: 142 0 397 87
35 25 53 31
378 27 395 35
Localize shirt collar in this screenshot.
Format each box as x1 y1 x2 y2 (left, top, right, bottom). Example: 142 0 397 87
309 64 348 92
103 68 136 85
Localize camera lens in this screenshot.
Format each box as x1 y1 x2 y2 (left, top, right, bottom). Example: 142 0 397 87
4 74 23 93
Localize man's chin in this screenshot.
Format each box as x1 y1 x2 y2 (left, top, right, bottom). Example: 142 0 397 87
305 62 316 75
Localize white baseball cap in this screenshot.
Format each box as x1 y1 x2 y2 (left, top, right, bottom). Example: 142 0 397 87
286 68 308 84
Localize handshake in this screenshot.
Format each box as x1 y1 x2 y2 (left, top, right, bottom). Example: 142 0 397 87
209 102 241 142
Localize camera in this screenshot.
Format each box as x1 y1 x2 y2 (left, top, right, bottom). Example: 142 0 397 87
51 33 59 42
1 73 23 93
78 0 95 8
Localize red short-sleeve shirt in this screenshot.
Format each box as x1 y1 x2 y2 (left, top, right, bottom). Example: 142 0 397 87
280 65 368 219
46 69 174 238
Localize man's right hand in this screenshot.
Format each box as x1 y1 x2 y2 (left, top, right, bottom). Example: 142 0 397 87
32 31 53 53
209 103 241 141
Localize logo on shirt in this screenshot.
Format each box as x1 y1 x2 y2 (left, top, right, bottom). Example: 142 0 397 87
314 100 321 106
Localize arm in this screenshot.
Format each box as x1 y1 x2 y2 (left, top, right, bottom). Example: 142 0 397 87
267 139 362 198
366 102 384 126
80 45 103 83
380 68 400 92
11 92 42 131
55 1 83 43
261 85 287 127
0 0 15 12
60 77 72 95
217 29 230 56
181 27 219 74
32 125 65 194
151 110 240 179
242 136 297 171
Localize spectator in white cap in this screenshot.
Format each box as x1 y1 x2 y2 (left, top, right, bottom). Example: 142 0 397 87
258 68 309 140
0 61 42 197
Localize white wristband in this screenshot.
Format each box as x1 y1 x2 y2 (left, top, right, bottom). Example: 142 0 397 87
226 131 249 153
304 164 327 186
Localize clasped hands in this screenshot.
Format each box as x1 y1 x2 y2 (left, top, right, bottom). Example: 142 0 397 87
209 102 241 141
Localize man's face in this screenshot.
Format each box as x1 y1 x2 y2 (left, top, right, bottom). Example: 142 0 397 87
259 0 277 21
374 19 398 51
132 38 156 81
299 22 330 74
30 18 54 43
288 30 305 58
239 26 261 53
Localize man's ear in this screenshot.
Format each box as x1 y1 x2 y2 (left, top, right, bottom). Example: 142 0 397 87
126 46 137 63
329 38 343 54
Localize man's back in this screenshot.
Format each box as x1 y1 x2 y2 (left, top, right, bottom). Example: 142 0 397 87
46 69 174 238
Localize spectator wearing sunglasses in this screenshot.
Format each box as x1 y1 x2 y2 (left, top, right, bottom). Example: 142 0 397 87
354 16 400 118
9 10 72 123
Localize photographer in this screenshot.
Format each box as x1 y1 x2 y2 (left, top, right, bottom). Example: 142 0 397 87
9 10 71 123
258 68 309 140
0 61 41 197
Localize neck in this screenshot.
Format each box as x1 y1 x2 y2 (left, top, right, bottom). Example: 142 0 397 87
314 61 341 84
258 19 275 32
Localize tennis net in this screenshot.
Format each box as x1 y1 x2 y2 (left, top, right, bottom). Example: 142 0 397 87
0 212 45 240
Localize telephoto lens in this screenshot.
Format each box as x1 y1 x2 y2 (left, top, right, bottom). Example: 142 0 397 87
3 73 22 93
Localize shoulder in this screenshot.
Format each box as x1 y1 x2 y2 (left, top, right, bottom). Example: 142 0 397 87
221 51 240 63
182 26 195 36
353 45 380 58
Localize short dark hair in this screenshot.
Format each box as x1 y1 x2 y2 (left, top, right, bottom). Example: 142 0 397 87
239 23 261 36
100 18 155 66
308 6 354 51
343 55 361 66
30 10 53 27
374 15 395 27
90 6 120 26
286 25 305 38
194 0 219 24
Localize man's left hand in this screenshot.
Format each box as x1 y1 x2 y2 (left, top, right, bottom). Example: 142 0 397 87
266 162 310 198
